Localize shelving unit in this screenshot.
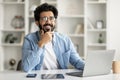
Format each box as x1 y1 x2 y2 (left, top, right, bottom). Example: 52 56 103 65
57 0 85 58
0 0 108 71
0 0 25 71
86 0 107 52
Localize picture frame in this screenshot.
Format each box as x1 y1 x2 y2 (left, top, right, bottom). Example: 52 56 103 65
96 20 104 29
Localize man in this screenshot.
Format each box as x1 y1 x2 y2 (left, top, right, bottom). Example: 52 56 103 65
22 3 84 72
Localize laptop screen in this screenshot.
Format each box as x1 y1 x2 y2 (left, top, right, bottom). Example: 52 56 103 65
83 50 115 77
66 50 115 77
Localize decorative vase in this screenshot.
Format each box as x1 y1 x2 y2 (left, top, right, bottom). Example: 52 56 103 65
9 58 16 70
11 16 24 29
98 33 103 43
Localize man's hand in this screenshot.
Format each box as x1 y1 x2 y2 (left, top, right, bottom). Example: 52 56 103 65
38 30 53 48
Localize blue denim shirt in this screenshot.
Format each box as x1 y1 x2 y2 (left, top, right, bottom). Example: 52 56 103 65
22 31 84 72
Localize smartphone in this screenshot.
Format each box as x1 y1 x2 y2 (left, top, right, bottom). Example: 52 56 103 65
41 74 64 79
26 73 37 78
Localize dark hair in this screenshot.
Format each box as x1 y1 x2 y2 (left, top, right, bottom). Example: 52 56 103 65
34 3 58 21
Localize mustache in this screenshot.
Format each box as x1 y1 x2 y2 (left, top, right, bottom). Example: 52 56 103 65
43 24 53 27
38 24 55 32
38 24 53 30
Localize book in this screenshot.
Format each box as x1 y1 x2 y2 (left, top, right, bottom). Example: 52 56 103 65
74 24 84 34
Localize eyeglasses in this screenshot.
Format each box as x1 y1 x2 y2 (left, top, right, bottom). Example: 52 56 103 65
40 16 55 22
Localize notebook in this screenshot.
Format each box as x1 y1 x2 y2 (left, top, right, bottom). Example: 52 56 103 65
66 50 115 77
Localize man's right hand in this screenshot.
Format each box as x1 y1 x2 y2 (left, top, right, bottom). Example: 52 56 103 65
38 30 53 48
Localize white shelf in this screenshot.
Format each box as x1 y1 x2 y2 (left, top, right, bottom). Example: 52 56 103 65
1 43 22 47
87 1 107 4
87 29 106 32
44 1 57 5
88 43 106 47
59 15 84 18
0 2 25 4
0 29 25 32
0 0 25 71
69 34 84 37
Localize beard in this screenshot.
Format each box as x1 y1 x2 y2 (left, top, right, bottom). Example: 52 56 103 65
39 23 55 33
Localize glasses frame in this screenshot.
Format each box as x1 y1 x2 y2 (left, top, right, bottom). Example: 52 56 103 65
40 16 56 22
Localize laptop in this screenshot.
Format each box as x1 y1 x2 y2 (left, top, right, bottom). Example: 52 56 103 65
66 50 115 77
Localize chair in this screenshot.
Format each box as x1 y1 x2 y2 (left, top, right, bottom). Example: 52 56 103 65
16 60 22 71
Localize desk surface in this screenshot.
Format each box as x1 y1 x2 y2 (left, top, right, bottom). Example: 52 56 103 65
0 69 120 80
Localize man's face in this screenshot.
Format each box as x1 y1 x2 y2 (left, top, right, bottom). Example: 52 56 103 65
39 11 56 32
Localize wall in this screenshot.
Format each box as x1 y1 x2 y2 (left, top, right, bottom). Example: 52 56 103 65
107 0 120 60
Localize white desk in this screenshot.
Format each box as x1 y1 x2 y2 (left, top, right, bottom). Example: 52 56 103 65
0 69 120 80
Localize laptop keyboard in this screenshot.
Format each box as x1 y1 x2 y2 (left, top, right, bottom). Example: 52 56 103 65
66 71 83 77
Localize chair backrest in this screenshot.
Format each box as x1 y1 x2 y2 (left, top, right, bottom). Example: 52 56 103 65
16 60 22 71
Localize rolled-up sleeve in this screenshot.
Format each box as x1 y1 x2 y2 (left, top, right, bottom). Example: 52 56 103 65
66 37 85 70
